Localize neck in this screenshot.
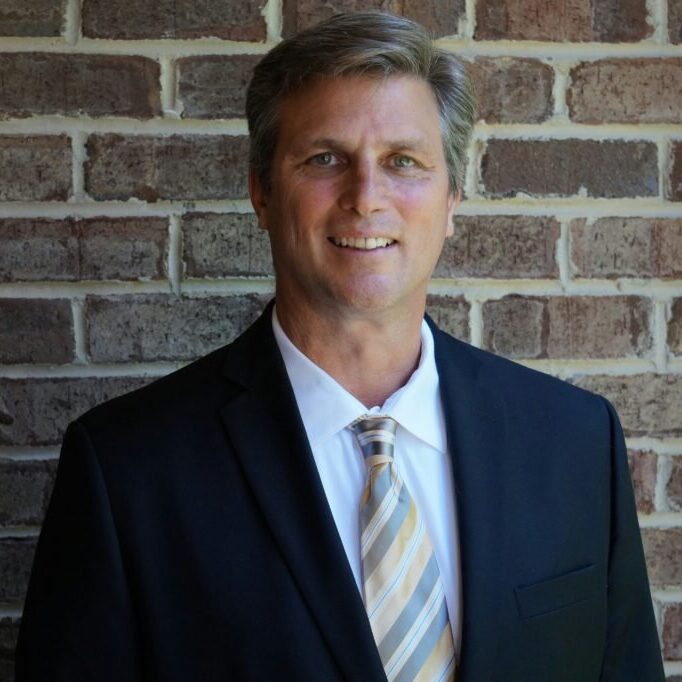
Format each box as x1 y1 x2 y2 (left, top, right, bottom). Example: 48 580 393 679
275 297 424 408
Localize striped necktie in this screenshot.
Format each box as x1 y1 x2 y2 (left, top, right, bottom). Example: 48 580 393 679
350 415 456 682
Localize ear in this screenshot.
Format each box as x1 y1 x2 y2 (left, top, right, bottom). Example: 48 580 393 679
445 191 460 238
248 167 269 231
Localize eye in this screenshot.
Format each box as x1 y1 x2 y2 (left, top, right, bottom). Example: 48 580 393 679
309 152 339 167
391 155 417 169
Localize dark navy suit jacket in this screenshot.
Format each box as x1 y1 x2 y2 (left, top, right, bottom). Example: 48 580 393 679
16 304 664 680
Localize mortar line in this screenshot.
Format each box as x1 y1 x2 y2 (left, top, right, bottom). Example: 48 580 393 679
70 297 88 364
655 454 673 512
654 299 670 372
659 138 671 200
556 219 571 289
159 56 179 117
263 0 283 43
462 0 476 39
168 214 182 295
468 299 483 348
69 130 87 202
63 0 82 45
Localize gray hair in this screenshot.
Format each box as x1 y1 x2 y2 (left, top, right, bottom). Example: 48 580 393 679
245 12 476 194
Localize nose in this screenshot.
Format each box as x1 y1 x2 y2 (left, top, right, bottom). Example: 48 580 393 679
339 160 389 217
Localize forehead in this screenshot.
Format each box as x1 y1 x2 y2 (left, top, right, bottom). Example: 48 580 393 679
275 74 444 148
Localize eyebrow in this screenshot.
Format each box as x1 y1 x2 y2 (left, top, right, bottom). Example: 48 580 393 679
298 136 432 153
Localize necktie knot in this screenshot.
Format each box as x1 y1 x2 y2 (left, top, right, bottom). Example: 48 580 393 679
349 415 397 463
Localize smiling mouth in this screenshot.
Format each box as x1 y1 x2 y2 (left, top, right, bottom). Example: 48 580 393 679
329 236 396 250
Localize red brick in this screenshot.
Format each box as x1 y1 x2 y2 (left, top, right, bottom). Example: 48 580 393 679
628 450 657 514
0 136 71 201
82 0 266 40
671 0 682 43
642 528 682 587
0 377 150 446
475 0 650 41
0 0 64 36
0 54 160 119
435 216 559 279
178 56 258 119
0 538 35 602
573 375 682 437
85 294 267 362
667 457 682 511
482 295 652 359
470 57 553 124
425 295 470 341
0 299 73 364
182 213 272 278
0 217 167 282
282 0 464 38
669 299 682 355
570 218 682 279
481 139 658 198
85 134 248 201
0 459 57 527
669 142 682 202
663 603 682 659
568 59 682 124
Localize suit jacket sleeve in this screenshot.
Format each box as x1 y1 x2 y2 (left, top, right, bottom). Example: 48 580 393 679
599 398 664 681
15 420 141 682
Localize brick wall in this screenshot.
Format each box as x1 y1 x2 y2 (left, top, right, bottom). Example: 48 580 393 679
0 0 681 677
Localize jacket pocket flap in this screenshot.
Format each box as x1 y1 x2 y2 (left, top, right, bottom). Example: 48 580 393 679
515 564 601 619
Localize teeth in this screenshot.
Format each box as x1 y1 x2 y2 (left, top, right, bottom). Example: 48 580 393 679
331 237 395 249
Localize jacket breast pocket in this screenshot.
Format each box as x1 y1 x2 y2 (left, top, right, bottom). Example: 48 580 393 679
514 563 602 620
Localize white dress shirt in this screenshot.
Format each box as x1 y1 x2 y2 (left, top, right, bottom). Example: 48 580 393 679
272 308 462 654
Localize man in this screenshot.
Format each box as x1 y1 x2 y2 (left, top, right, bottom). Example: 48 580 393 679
16 12 664 681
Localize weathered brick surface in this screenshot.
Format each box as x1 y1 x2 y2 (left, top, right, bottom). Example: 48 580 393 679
570 218 682 279
0 459 57 527
0 299 74 364
670 142 682 202
663 603 682 659
669 299 682 355
667 457 682 511
282 0 464 38
0 0 64 36
573 374 682 437
86 294 267 362
482 295 652 359
0 617 18 660
627 450 657 514
671 0 682 43
0 217 168 283
82 0 267 40
0 377 151 446
425 295 470 341
0 54 161 119
481 140 658 198
470 58 553 124
85 134 249 201
0 136 71 201
178 56 259 119
568 59 682 124
0 616 18 682
475 0 650 41
183 213 273 278
0 538 36 602
435 216 559 279
642 528 682 586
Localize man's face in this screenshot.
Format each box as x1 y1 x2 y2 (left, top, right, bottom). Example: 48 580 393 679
250 74 458 319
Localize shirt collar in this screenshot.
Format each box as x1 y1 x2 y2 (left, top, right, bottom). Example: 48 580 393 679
272 307 447 453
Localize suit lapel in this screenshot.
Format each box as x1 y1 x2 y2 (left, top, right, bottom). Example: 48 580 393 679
432 323 508 682
219 307 386 681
